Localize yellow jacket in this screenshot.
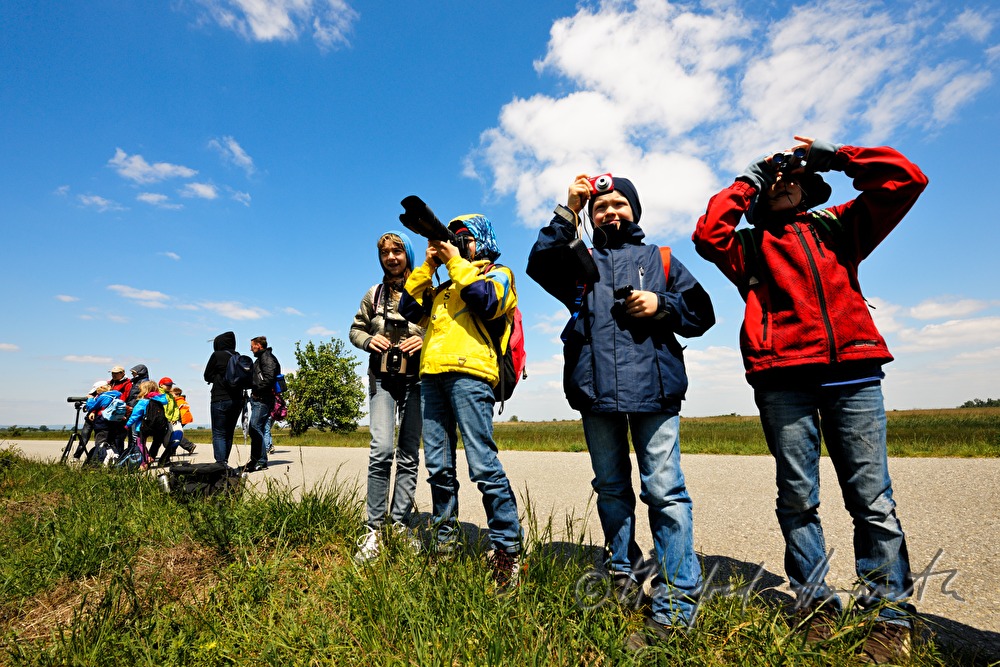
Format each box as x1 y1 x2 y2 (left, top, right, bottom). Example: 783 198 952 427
403 255 516 386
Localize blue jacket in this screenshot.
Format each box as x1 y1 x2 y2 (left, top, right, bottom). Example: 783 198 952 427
527 213 715 414
125 393 169 433
85 390 122 428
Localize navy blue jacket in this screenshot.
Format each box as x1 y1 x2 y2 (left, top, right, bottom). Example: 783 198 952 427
527 214 715 414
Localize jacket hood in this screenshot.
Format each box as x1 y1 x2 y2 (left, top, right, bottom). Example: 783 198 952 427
148 393 168 405
130 364 148 379
448 214 501 261
378 229 416 275
214 331 236 352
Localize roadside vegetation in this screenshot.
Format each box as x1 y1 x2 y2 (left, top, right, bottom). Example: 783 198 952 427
6 407 999 457
0 447 992 665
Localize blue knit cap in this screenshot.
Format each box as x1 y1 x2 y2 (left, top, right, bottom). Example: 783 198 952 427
378 229 416 273
587 176 642 225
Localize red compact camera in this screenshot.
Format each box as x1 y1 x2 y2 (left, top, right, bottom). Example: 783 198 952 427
587 173 614 196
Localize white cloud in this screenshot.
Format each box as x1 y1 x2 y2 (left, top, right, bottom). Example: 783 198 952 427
107 284 171 309
78 194 124 212
199 301 270 320
180 182 219 199
196 0 359 50
908 298 989 320
209 135 256 175
894 316 1000 353
0 343 19 352
54 185 70 196
108 148 197 184
469 0 995 238
283 307 304 316
306 325 337 336
231 190 252 206
160 251 181 261
64 355 113 364
941 9 994 43
138 192 184 209
55 294 79 303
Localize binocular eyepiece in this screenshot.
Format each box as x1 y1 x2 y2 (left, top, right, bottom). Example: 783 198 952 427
771 147 807 173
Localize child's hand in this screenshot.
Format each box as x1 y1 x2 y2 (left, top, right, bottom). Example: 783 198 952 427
624 291 659 318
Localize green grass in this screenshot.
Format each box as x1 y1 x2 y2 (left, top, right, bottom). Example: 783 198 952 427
0 448 994 665
9 407 1000 458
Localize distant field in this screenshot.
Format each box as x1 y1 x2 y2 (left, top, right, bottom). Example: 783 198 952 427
6 407 998 457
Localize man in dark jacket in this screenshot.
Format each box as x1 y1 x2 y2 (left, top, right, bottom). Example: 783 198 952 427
245 335 280 473
527 174 715 646
203 331 246 466
692 136 928 663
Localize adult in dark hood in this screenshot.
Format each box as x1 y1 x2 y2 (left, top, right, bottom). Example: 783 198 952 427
203 331 246 465
126 364 149 406
527 173 715 647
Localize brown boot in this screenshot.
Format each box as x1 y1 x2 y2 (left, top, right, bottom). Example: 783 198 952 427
792 602 840 644
858 620 912 664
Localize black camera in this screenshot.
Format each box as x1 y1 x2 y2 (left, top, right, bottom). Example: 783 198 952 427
771 148 807 173
379 320 409 376
381 347 406 376
613 285 634 300
399 195 474 261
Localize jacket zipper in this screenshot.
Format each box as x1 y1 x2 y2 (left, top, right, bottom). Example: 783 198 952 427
794 224 837 363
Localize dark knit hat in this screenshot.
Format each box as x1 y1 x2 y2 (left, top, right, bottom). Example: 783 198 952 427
587 175 642 224
798 172 832 210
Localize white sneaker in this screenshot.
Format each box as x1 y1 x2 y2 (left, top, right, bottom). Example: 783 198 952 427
391 523 422 553
353 527 380 564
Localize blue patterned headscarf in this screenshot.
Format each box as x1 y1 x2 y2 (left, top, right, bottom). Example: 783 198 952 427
377 229 416 273
448 214 501 262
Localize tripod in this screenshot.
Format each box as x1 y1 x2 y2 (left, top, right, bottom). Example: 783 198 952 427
60 399 89 464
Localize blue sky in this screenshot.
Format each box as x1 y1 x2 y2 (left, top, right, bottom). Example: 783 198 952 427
2 0 998 427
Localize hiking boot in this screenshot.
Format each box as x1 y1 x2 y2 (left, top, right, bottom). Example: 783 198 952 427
487 549 521 590
792 601 840 644
353 527 380 564
181 442 196 454
858 620 912 664
626 617 682 652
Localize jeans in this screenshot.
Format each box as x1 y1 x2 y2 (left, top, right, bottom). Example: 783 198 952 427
264 416 273 452
365 378 422 529
422 373 521 553
211 397 244 465
754 381 914 621
249 399 272 467
581 411 702 626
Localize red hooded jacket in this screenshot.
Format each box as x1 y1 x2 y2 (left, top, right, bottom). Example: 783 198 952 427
692 145 928 384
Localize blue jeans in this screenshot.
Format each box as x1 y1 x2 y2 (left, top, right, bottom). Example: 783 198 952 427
249 399 271 467
210 397 244 465
422 373 521 553
264 416 273 451
754 381 914 621
581 411 702 626
366 378 422 529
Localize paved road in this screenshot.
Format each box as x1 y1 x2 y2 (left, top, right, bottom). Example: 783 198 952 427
6 438 999 657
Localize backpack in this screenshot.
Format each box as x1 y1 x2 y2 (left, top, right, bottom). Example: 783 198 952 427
271 393 288 420
163 462 243 499
224 350 254 389
101 397 128 422
162 392 181 423
142 397 170 435
475 264 527 411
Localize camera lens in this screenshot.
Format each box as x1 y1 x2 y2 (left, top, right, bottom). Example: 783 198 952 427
595 175 612 192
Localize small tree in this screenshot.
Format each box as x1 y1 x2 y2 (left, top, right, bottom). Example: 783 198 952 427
286 338 365 436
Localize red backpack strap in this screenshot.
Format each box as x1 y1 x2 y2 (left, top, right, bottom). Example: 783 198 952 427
659 246 671 282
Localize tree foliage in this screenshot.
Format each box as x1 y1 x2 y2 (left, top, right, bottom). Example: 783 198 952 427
959 397 1000 408
285 338 365 436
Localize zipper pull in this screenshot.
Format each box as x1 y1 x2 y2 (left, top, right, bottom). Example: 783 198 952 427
638 265 645 291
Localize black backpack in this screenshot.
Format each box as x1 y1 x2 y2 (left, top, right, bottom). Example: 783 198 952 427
164 462 243 498
224 351 254 389
142 397 170 435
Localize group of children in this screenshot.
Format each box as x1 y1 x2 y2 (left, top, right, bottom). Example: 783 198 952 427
81 370 196 470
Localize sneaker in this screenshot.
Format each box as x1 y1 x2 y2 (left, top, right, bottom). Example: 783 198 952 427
354 527 380 564
391 523 422 553
858 620 912 664
792 601 840 644
181 442 197 454
487 549 521 590
626 617 681 652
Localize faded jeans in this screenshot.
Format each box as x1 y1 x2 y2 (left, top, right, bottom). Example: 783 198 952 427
210 397 244 465
421 373 521 553
755 381 914 621
581 410 702 626
365 378 422 529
